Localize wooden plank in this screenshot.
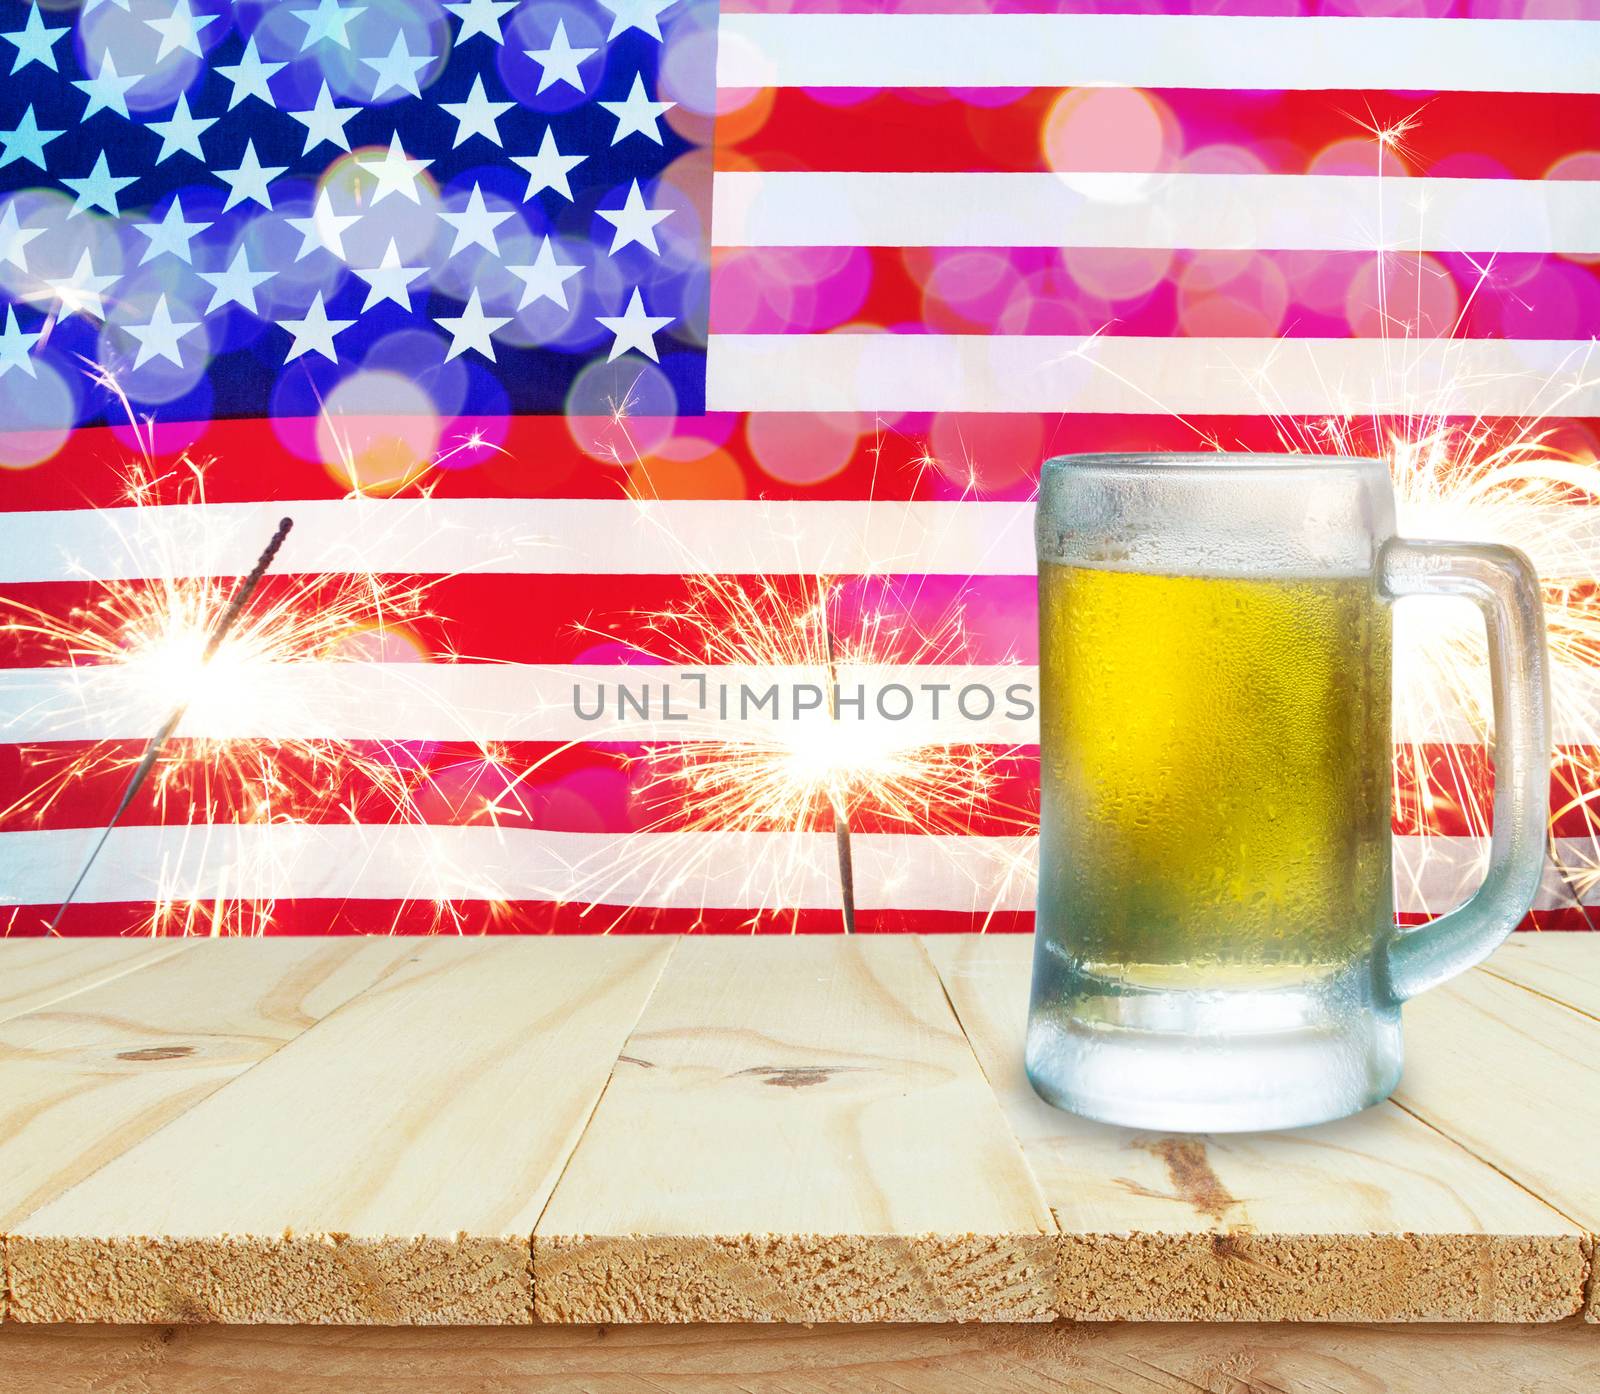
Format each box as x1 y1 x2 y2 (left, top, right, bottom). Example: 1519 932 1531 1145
0 938 412 1235
0 937 189 1027
1396 966 1600 1322
926 935 1589 1323
1485 935 1600 1019
1 1319 1596 1394
8 937 674 1325
534 935 1058 1324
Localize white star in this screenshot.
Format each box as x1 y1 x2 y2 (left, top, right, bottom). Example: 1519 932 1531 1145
597 0 674 42
439 182 514 257
147 93 217 163
0 204 44 271
526 19 595 94
215 138 286 211
507 237 580 311
444 0 515 45
73 53 141 120
2 4 69 75
436 288 509 362
353 239 426 311
196 245 275 313
287 81 359 155
362 30 434 100
134 195 211 265
40 249 118 319
61 151 138 217
439 74 513 148
215 37 283 110
280 291 354 363
0 305 41 378
124 294 200 369
596 287 672 362
144 0 218 61
290 0 366 50
356 133 433 205
511 128 586 203
285 189 360 261
599 73 674 145
0 105 64 171
595 179 672 256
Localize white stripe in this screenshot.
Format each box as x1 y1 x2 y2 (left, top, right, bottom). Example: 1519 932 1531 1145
0 823 1588 915
0 662 1037 746
0 497 1033 584
707 335 1600 415
3 659 1594 744
715 15 1600 94
710 171 1600 254
0 824 1031 913
5 496 1598 585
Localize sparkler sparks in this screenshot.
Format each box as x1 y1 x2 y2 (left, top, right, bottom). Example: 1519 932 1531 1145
1 377 533 936
567 392 1035 932
1373 413 1600 924
585 570 1033 933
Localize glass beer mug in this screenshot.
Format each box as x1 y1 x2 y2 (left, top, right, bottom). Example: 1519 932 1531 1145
1029 453 1550 1132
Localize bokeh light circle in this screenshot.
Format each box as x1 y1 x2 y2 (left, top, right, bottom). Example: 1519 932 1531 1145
316 369 443 494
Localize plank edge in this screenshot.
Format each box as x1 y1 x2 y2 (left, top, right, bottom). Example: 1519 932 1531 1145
533 1232 1060 1323
6 1234 533 1325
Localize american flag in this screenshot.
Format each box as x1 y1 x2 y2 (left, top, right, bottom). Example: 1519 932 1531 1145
0 0 1598 935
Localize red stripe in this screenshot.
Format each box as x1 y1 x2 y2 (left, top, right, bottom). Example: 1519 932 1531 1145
8 900 1583 937
718 88 1600 180
711 246 1600 338
1396 743 1600 841
0 573 1042 667
7 737 1598 839
4 900 1039 937
6 416 1600 509
0 741 1043 836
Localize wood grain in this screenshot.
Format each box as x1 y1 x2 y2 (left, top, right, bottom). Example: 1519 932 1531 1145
0 939 413 1237
926 934 1589 1322
0 1319 1595 1394
8 937 673 1325
534 935 1058 1324
1485 935 1600 1019
0 937 189 1027
1397 967 1600 1321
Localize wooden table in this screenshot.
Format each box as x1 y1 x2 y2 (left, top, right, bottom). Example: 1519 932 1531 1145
0 934 1596 1393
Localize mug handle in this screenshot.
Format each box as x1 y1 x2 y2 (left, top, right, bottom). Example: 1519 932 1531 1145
1378 539 1552 1002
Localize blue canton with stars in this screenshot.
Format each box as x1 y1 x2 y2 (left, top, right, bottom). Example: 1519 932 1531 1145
0 0 708 432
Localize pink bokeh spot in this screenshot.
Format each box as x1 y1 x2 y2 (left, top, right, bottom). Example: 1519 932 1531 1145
714 246 872 333
1344 253 1462 341
1494 261 1600 340
1309 137 1410 179
918 248 1030 331
1060 246 1175 303
747 411 865 487
928 413 1044 493
997 270 1108 335
1178 254 1291 337
1043 88 1178 174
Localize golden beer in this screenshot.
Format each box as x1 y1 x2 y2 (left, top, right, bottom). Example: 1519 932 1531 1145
1037 562 1392 987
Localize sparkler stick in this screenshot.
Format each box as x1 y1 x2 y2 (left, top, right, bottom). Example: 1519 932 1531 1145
819 580 857 934
47 517 295 933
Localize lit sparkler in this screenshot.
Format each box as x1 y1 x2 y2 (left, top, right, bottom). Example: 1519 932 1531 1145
2 371 532 936
45 513 294 933
571 395 1035 933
